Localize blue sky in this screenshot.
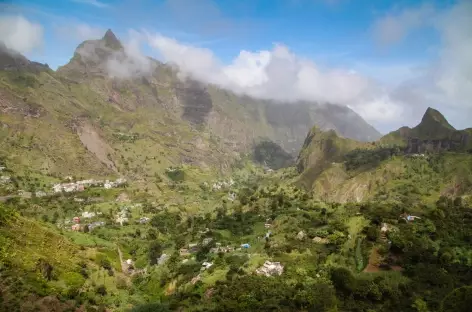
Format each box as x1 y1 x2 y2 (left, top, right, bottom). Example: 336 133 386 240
1 0 471 132
5 0 448 70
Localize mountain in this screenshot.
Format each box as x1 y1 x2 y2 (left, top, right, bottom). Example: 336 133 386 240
381 107 472 153
296 107 472 203
0 30 380 181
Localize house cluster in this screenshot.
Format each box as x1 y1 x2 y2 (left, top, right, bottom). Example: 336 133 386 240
256 261 284 277
68 212 105 231
211 178 235 191
52 178 127 194
104 178 127 189
210 243 235 254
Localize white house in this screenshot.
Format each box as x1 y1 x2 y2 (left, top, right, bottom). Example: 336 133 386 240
82 211 96 219
201 262 213 271
256 261 284 277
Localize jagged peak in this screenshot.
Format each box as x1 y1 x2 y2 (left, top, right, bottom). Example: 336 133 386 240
420 107 455 130
102 29 123 50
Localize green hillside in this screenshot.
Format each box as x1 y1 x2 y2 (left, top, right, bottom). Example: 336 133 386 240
1 30 471 312
296 107 472 204
1 30 379 180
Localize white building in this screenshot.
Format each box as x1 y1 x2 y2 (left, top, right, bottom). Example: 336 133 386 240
139 217 150 224
256 261 284 277
53 184 63 193
201 262 213 271
35 191 47 197
82 211 96 219
0 175 11 183
104 180 113 189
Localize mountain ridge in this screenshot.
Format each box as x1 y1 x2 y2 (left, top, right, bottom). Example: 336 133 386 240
296 107 472 202
1 30 380 180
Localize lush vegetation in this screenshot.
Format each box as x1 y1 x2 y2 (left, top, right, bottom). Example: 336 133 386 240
344 146 402 171
252 140 294 170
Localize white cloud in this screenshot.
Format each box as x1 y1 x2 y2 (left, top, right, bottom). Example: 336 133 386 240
373 3 436 46
145 31 374 106
106 31 156 79
72 0 108 8
369 1 472 130
0 15 43 54
75 29 155 79
434 1 472 108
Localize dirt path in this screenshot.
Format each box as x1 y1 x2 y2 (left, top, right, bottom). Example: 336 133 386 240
363 247 404 273
117 246 127 274
363 248 381 273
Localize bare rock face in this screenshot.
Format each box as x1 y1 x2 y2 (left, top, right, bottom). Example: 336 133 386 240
175 79 213 125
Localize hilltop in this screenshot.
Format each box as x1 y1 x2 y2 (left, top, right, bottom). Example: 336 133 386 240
296 107 472 203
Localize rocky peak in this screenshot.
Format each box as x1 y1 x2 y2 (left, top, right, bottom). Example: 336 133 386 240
412 107 456 140
419 107 455 130
102 29 123 50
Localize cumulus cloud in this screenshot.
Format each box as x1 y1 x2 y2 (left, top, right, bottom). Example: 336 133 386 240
0 15 43 54
145 32 374 106
373 3 436 46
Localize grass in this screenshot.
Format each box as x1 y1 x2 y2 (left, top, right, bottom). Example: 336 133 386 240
64 231 115 248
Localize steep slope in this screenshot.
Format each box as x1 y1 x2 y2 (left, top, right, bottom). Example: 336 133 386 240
296 107 472 203
296 126 369 190
0 30 380 181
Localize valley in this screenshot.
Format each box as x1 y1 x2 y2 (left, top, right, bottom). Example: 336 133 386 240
1 30 471 312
